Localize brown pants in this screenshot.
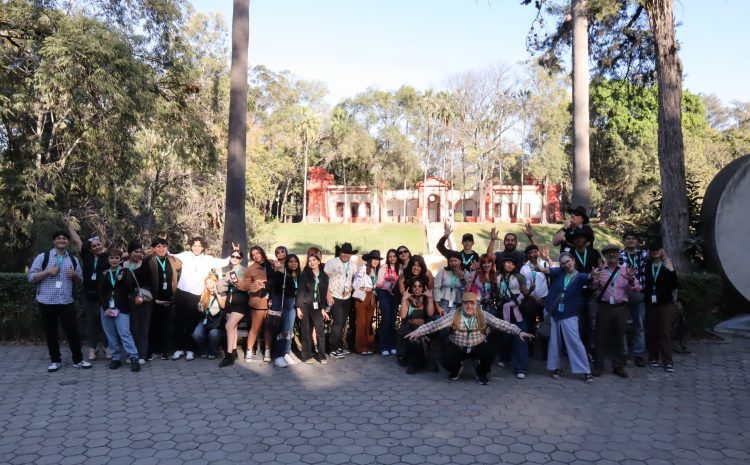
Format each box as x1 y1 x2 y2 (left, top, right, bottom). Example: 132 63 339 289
594 303 628 370
645 302 676 365
354 290 377 353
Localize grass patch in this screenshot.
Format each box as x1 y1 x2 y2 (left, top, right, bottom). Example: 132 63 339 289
253 221 624 260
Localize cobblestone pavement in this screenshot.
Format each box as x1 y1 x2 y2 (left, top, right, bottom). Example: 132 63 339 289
1 337 749 465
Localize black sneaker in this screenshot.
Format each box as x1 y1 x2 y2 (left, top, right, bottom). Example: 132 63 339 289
146 353 155 361
159 353 169 360
340 348 351 355
219 355 234 368
330 349 344 359
476 373 489 385
109 360 122 370
130 357 140 372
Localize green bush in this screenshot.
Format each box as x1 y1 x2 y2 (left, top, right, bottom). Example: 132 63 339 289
677 272 723 336
0 273 83 342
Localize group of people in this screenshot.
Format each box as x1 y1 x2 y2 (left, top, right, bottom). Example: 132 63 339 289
28 206 680 385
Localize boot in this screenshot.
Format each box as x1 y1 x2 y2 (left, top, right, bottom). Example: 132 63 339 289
219 351 235 368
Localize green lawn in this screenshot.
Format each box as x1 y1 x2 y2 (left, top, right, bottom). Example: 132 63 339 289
253 221 623 260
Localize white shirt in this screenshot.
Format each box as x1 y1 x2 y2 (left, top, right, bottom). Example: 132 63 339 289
174 252 230 296
520 259 550 299
324 257 354 299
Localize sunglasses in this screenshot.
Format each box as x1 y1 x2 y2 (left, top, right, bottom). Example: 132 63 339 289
398 250 409 255
231 255 242 259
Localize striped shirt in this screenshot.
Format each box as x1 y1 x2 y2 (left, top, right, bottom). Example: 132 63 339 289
28 249 83 305
409 310 521 349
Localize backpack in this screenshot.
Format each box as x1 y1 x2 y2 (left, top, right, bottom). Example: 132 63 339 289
40 250 78 271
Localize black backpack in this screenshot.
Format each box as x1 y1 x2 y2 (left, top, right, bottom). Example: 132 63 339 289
40 250 78 271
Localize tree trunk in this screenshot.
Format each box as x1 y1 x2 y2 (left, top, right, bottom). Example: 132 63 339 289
644 0 690 272
222 0 250 254
572 0 591 210
302 142 309 222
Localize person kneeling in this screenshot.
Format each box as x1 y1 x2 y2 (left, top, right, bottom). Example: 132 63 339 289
404 292 534 385
192 273 226 360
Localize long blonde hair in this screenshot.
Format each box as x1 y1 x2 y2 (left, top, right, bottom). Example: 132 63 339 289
200 273 219 309
451 307 486 333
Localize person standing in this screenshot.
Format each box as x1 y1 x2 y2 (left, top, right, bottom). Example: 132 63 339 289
271 254 301 367
589 244 640 378
122 241 152 366
553 205 596 253
376 249 400 356
487 226 534 272
28 230 91 372
98 248 140 371
324 242 357 359
643 239 679 372
496 257 531 379
236 245 274 362
64 217 109 361
296 252 331 364
144 238 182 360
619 230 648 367
436 222 479 270
352 250 381 355
544 253 594 383
433 252 467 316
404 292 534 385
219 249 249 367
519 244 551 323
171 238 235 361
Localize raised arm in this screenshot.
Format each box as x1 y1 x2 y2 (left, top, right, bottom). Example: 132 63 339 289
486 227 499 256
63 216 83 251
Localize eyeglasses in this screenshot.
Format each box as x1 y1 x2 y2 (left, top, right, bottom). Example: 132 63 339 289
231 255 242 259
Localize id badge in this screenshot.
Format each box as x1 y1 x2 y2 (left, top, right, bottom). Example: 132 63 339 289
55 281 62 289
466 345 471 354
609 295 615 305
651 295 657 304
448 300 453 309
109 299 115 309
91 273 97 281
162 282 168 290
558 303 564 312
202 317 207 325
313 302 319 310
582 284 588 289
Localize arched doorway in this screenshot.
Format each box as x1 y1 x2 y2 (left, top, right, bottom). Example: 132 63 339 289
428 194 441 223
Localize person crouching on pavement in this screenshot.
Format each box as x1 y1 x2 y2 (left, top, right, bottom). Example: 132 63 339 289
404 292 534 385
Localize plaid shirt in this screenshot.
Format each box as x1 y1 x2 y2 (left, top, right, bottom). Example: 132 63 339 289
28 249 83 305
619 248 648 291
409 310 521 349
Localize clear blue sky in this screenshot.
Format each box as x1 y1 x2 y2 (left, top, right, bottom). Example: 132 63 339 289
189 0 750 105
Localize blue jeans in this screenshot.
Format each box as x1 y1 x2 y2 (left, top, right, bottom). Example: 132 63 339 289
100 308 138 361
501 320 529 373
272 295 296 358
377 290 397 352
624 300 646 356
191 322 222 357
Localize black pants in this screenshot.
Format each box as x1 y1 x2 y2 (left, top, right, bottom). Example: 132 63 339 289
149 301 172 356
173 289 202 352
130 300 153 359
299 305 327 361
39 303 83 364
441 340 494 377
595 303 629 370
329 297 352 352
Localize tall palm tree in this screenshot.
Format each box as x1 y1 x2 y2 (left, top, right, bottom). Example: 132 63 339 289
571 0 591 211
222 0 250 254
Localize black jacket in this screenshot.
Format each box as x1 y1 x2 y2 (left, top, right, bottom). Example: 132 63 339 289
296 268 329 310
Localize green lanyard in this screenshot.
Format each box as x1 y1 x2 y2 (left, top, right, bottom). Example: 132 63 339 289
606 268 620 292
93 256 99 270
530 260 538 283
407 305 414 318
449 272 457 293
208 296 217 312
108 267 119 298
55 254 64 269
651 262 663 293
627 253 638 269
313 274 319 300
560 272 576 302
343 261 350 278
461 311 476 332
574 249 587 268
460 252 473 266
293 277 298 290
156 256 167 282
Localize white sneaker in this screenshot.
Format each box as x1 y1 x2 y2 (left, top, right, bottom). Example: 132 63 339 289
390 349 397 355
73 360 93 369
274 357 289 368
516 372 526 379
283 354 296 366
497 361 506 368
263 350 271 362
48 362 61 372
171 350 185 360
381 350 390 356
244 352 254 362
138 358 146 365
185 351 195 361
